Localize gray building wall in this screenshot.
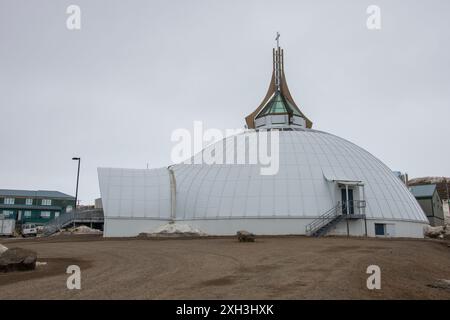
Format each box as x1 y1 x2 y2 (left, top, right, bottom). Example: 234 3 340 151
415 191 444 226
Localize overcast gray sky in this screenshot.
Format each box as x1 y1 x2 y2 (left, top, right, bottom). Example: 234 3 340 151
0 0 449 204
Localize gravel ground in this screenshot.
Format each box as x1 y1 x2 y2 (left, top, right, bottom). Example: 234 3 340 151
0 235 449 299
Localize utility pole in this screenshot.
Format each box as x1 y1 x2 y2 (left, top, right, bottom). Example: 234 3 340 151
72 157 81 228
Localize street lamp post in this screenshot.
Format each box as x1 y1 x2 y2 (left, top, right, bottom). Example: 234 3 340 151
72 157 81 228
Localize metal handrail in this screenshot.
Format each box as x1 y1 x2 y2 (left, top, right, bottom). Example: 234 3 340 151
42 209 103 235
355 200 366 208
339 200 367 215
305 202 341 235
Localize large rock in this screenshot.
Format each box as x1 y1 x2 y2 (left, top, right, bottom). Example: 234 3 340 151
427 279 450 290
237 230 255 242
0 248 37 272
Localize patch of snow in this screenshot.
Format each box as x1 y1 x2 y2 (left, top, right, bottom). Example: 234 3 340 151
153 223 207 236
0 244 8 255
424 225 444 238
69 225 103 235
36 261 47 267
424 224 450 239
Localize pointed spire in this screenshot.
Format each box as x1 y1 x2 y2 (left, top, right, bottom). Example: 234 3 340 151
245 37 313 129
275 32 281 92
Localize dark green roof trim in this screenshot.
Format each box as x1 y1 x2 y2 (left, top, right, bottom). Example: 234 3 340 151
0 189 74 199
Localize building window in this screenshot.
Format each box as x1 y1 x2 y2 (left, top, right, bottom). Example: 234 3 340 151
24 211 32 218
66 205 73 212
375 223 386 236
41 199 52 206
40 211 51 218
4 198 14 205
55 212 60 218
2 210 14 218
26 198 33 205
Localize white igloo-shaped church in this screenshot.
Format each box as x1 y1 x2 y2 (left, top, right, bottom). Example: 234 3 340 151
98 43 428 238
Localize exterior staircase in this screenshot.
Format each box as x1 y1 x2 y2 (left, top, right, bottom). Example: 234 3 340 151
305 201 367 237
305 203 343 237
42 209 103 236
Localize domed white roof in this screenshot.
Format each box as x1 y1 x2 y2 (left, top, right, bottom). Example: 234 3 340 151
172 129 427 223
97 40 428 237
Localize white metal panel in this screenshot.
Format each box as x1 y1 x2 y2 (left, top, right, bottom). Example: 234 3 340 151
269 114 287 124
99 129 428 238
98 167 171 219
386 224 396 237
0 219 15 235
292 116 306 127
254 117 265 128
171 130 428 223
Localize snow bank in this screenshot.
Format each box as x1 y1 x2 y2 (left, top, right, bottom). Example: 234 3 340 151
424 225 444 238
69 226 103 235
424 224 450 239
0 244 8 255
140 223 207 237
445 223 450 239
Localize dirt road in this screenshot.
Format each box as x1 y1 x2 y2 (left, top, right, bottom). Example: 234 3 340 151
0 235 449 299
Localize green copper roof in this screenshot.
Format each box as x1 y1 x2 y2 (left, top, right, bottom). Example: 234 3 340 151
256 91 301 118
